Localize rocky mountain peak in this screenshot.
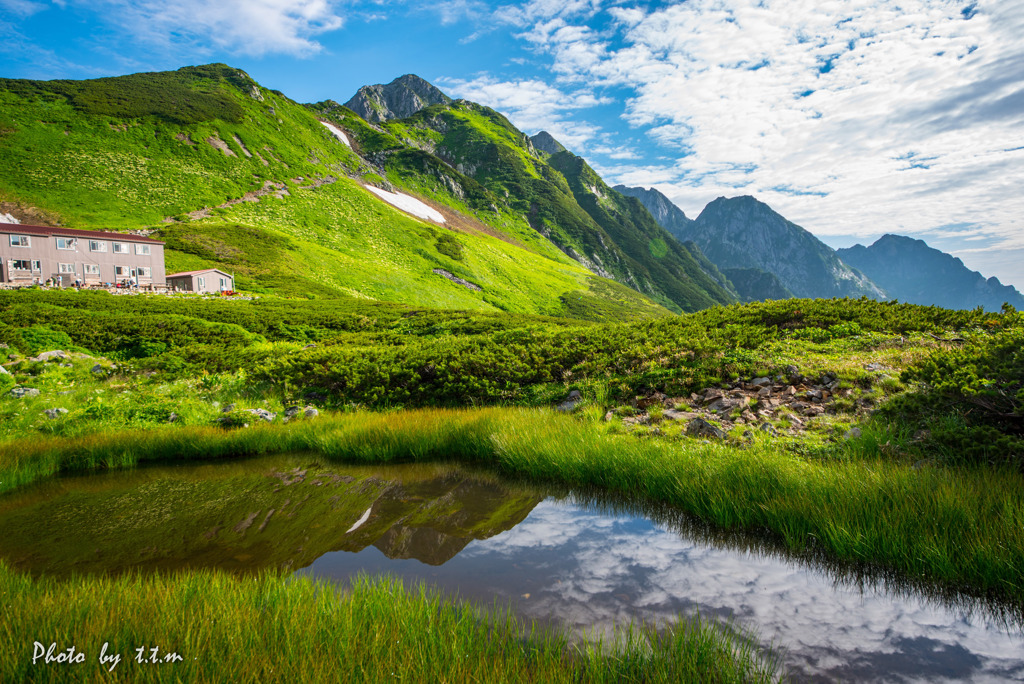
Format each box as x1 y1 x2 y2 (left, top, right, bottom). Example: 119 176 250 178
344 74 452 123
529 131 567 155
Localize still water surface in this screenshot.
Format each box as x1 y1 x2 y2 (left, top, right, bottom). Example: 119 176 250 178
0 455 1020 682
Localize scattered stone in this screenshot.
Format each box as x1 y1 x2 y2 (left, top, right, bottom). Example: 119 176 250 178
740 409 756 422
167 412 179 423
304 390 326 402
32 350 69 362
604 411 615 422
0 365 8 375
222 404 237 413
685 417 726 439
303 344 317 350
783 386 797 397
9 387 39 398
556 390 583 413
844 427 863 440
750 377 771 387
284 406 302 418
91 364 105 374
663 409 700 422
244 408 276 422
759 423 778 437
303 406 319 418
43 408 68 419
756 386 771 397
864 363 886 372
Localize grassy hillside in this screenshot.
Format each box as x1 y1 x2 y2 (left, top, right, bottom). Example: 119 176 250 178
0 65 668 321
315 99 737 313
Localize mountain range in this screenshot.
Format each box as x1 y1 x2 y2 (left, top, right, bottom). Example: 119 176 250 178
0 66 1017 316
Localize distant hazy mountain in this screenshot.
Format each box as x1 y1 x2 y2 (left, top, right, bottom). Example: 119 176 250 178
613 185 694 239
684 196 884 299
343 74 452 123
838 235 1024 312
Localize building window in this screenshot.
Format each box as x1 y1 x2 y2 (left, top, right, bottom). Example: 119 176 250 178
197 277 206 289
84 264 100 275
138 267 151 277
58 263 76 274
56 237 76 250
11 259 33 270
219 277 229 289
112 243 128 254
114 266 129 277
135 244 151 256
9 235 30 247
89 240 107 252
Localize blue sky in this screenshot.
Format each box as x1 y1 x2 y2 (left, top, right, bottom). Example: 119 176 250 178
1 0 1022 289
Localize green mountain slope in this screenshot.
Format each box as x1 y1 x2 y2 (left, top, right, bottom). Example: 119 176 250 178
318 95 736 313
0 65 668 321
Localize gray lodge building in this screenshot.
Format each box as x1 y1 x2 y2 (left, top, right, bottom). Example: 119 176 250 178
0 223 165 288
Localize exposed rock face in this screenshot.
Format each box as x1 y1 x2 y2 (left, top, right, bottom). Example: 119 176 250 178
344 74 453 123
837 234 1024 312
613 185 694 239
721 267 794 302
686 196 885 299
529 131 566 155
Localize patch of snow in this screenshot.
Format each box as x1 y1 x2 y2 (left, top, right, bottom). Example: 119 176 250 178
0 213 19 224
346 506 373 534
320 121 351 148
366 186 445 224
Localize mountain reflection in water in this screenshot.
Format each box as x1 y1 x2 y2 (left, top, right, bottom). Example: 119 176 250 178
0 455 1021 682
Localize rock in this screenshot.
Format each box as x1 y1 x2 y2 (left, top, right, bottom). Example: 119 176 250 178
167 412 179 423
90 364 105 374
556 390 583 412
244 408 276 422
806 389 823 401
33 350 70 362
222 403 236 413
844 427 863 440
759 423 778 436
783 386 797 398
740 409 756 422
9 387 40 398
0 365 8 375
750 377 771 387
685 417 726 439
303 406 319 418
43 408 68 419
756 386 771 397
912 429 931 442
864 363 886 372
284 406 302 418
604 410 615 422
663 409 700 422
303 344 317 350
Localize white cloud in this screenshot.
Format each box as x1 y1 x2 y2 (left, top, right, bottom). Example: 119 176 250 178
61 0 345 57
0 0 47 17
438 74 608 151
503 0 1024 287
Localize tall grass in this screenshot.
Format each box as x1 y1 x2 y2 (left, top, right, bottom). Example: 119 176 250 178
0 563 779 683
1 407 1021 604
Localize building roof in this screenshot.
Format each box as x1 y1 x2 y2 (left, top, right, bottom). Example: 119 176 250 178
0 223 164 244
167 269 232 278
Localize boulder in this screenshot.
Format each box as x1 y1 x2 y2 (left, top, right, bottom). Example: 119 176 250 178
750 377 771 387
284 406 302 418
685 417 726 439
303 406 319 418
556 390 583 413
43 408 68 419
33 350 70 362
0 365 8 375
9 387 40 398
759 423 779 437
222 403 236 413
91 364 105 374
843 427 862 440
244 408 276 422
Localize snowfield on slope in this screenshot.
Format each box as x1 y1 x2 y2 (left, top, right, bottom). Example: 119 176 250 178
320 121 351 148
365 186 445 224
